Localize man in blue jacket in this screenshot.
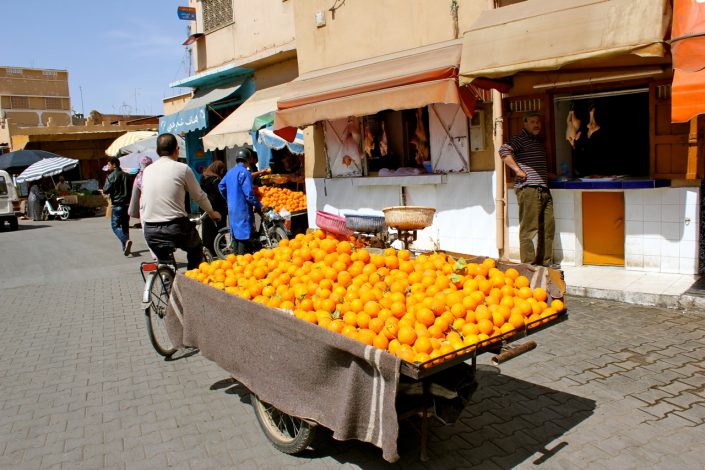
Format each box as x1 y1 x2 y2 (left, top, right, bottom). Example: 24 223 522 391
218 148 262 254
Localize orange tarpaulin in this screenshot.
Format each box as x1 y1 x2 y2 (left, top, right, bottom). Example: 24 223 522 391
672 0 705 122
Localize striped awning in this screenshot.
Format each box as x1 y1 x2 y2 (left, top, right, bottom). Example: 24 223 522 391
16 157 79 183
257 127 304 155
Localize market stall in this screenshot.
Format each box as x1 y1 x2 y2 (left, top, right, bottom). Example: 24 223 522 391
162 240 566 462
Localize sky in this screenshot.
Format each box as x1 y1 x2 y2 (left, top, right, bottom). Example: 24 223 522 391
2 0 194 117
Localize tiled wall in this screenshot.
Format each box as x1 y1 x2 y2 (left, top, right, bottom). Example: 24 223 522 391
507 187 701 274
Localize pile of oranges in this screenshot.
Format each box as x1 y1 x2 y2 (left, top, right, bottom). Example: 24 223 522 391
255 186 307 213
185 230 566 365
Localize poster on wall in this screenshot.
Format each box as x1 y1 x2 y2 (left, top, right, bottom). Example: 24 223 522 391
324 117 363 177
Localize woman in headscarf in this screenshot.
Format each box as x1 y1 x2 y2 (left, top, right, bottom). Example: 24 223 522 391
128 156 153 223
199 160 228 257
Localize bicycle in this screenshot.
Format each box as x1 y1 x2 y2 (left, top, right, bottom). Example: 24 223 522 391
139 213 211 357
212 208 289 259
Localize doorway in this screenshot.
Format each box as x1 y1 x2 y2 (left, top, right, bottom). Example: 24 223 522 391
582 192 625 266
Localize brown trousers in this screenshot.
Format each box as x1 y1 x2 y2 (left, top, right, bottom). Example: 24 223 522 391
516 186 555 266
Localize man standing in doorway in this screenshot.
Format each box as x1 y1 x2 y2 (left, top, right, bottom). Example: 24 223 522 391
103 157 132 256
499 112 556 267
140 133 221 269
219 148 262 255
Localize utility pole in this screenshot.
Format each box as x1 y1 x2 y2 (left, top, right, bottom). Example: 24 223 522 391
79 86 85 116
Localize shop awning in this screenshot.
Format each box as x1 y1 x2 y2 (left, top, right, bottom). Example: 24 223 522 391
105 131 157 157
459 0 671 84
671 0 705 123
159 81 245 135
273 39 477 137
202 83 290 151
258 127 304 155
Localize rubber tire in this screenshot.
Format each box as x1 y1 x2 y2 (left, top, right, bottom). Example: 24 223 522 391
59 206 70 221
202 246 213 264
251 393 316 454
213 229 233 259
8 218 18 231
144 267 177 357
265 226 289 249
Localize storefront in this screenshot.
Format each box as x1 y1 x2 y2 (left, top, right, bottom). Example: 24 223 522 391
457 0 699 274
273 39 505 255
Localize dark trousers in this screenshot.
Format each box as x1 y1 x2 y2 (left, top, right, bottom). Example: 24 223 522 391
143 218 204 270
516 186 555 266
234 239 251 255
110 204 130 248
201 216 227 257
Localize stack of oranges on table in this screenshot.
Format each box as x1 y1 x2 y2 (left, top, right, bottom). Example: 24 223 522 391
255 186 307 213
186 230 566 365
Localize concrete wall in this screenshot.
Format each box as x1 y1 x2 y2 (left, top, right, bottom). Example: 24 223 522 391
163 92 192 115
190 0 296 71
0 67 71 128
305 172 499 257
291 0 485 74
253 58 299 90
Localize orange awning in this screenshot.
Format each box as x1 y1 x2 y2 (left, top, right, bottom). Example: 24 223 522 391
273 40 478 138
672 0 705 122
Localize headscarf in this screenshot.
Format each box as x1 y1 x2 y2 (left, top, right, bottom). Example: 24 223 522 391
135 156 153 189
202 160 226 179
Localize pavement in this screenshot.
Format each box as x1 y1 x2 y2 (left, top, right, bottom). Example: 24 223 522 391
1 217 705 469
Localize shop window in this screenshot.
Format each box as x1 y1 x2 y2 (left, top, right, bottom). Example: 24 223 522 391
202 0 233 33
553 89 650 178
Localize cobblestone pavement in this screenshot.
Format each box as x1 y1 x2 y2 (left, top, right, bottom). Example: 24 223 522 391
1 218 705 469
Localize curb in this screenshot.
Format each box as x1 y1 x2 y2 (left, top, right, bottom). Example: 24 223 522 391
566 286 705 311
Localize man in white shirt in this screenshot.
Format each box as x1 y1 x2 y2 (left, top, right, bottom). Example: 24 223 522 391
140 133 221 269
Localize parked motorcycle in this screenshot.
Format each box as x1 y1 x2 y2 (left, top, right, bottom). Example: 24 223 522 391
212 208 289 259
41 196 70 221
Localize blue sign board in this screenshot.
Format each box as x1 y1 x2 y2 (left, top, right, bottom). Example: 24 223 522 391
177 6 197 21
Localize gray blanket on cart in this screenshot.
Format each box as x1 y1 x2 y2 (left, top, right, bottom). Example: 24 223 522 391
165 273 402 462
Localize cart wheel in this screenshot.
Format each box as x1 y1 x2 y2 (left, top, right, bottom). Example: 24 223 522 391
144 267 177 357
251 393 316 454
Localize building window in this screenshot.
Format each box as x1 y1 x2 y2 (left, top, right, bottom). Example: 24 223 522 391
202 0 233 33
44 97 63 110
42 70 58 78
10 96 29 109
6 68 23 75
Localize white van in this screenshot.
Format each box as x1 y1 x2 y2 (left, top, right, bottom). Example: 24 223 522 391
0 169 19 230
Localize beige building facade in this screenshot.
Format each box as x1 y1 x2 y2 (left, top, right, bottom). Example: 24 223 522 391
0 67 72 130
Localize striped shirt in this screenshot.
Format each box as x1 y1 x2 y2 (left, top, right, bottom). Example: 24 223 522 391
499 129 548 188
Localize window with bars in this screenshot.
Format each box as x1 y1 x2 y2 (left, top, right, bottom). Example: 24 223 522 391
45 97 63 110
202 0 233 33
10 96 29 109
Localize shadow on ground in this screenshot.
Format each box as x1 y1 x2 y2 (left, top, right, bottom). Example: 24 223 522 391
210 365 596 468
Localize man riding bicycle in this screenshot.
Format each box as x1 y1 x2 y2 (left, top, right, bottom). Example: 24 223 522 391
140 133 221 269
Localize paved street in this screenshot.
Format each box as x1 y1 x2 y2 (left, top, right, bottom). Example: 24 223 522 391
1 217 705 469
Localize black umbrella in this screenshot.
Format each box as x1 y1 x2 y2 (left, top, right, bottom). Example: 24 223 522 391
0 149 67 171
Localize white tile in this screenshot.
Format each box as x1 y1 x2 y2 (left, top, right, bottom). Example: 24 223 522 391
625 254 644 269
679 257 697 275
661 204 683 223
643 190 662 205
625 220 643 237
643 221 661 238
679 238 698 258
684 202 697 220
561 250 575 263
685 188 699 206
559 232 575 248
625 203 643 221
557 203 573 220
661 239 680 258
661 222 680 241
643 238 661 256
625 191 643 205
661 256 680 273
508 203 518 220
661 188 683 205
625 238 643 256
643 204 661 222
643 255 661 271
682 219 697 242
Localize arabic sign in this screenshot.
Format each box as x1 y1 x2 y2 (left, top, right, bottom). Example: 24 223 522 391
159 106 208 135
177 6 197 21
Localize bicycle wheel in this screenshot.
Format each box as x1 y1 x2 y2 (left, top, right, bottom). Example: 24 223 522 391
59 206 70 220
265 226 289 249
213 229 233 259
251 393 316 454
144 266 177 357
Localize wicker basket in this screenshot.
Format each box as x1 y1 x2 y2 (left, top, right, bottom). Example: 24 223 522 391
382 206 436 230
344 214 387 233
316 210 353 237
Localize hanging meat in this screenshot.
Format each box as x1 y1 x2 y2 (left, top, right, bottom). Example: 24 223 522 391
410 108 429 164
379 121 388 157
363 124 375 158
566 110 582 149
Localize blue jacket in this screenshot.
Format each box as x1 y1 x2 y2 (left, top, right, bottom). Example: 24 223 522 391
218 162 262 241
